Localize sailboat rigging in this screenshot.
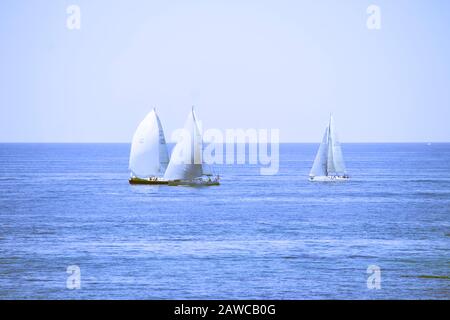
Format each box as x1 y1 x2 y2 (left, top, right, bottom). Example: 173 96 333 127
309 115 349 181
164 107 220 186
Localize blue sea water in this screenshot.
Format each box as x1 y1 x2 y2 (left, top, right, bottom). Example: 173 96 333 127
0 143 449 299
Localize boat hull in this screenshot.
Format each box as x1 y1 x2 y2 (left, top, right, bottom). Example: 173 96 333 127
167 179 220 187
309 176 349 182
129 177 168 185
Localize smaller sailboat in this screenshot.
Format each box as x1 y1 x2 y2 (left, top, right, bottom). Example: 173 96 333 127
164 107 220 186
129 108 170 185
309 115 349 181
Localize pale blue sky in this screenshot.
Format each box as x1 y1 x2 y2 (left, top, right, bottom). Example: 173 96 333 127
1 0 449 142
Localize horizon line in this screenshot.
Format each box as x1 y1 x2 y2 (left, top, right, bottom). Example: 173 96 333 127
0 141 448 144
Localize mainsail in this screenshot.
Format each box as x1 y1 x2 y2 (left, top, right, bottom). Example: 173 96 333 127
164 107 203 181
129 109 169 177
310 115 347 177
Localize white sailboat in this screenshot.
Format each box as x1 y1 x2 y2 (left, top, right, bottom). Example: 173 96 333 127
164 107 220 186
128 108 170 184
309 115 349 181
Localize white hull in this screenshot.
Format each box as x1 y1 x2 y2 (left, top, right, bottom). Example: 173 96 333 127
309 176 349 182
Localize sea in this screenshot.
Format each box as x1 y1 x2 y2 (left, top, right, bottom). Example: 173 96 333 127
0 143 449 299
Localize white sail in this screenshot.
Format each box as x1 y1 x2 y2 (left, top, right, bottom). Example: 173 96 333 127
310 126 329 177
310 115 347 178
156 112 170 171
326 123 336 175
202 163 213 176
328 116 347 175
129 109 169 177
164 108 203 181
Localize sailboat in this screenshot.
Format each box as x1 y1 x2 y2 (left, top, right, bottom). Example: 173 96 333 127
309 115 349 181
164 107 220 186
128 108 170 185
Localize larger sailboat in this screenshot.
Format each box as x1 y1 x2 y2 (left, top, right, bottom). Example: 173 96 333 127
309 115 349 181
164 107 220 186
128 108 170 184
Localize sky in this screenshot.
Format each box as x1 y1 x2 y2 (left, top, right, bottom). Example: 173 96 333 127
0 0 450 143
